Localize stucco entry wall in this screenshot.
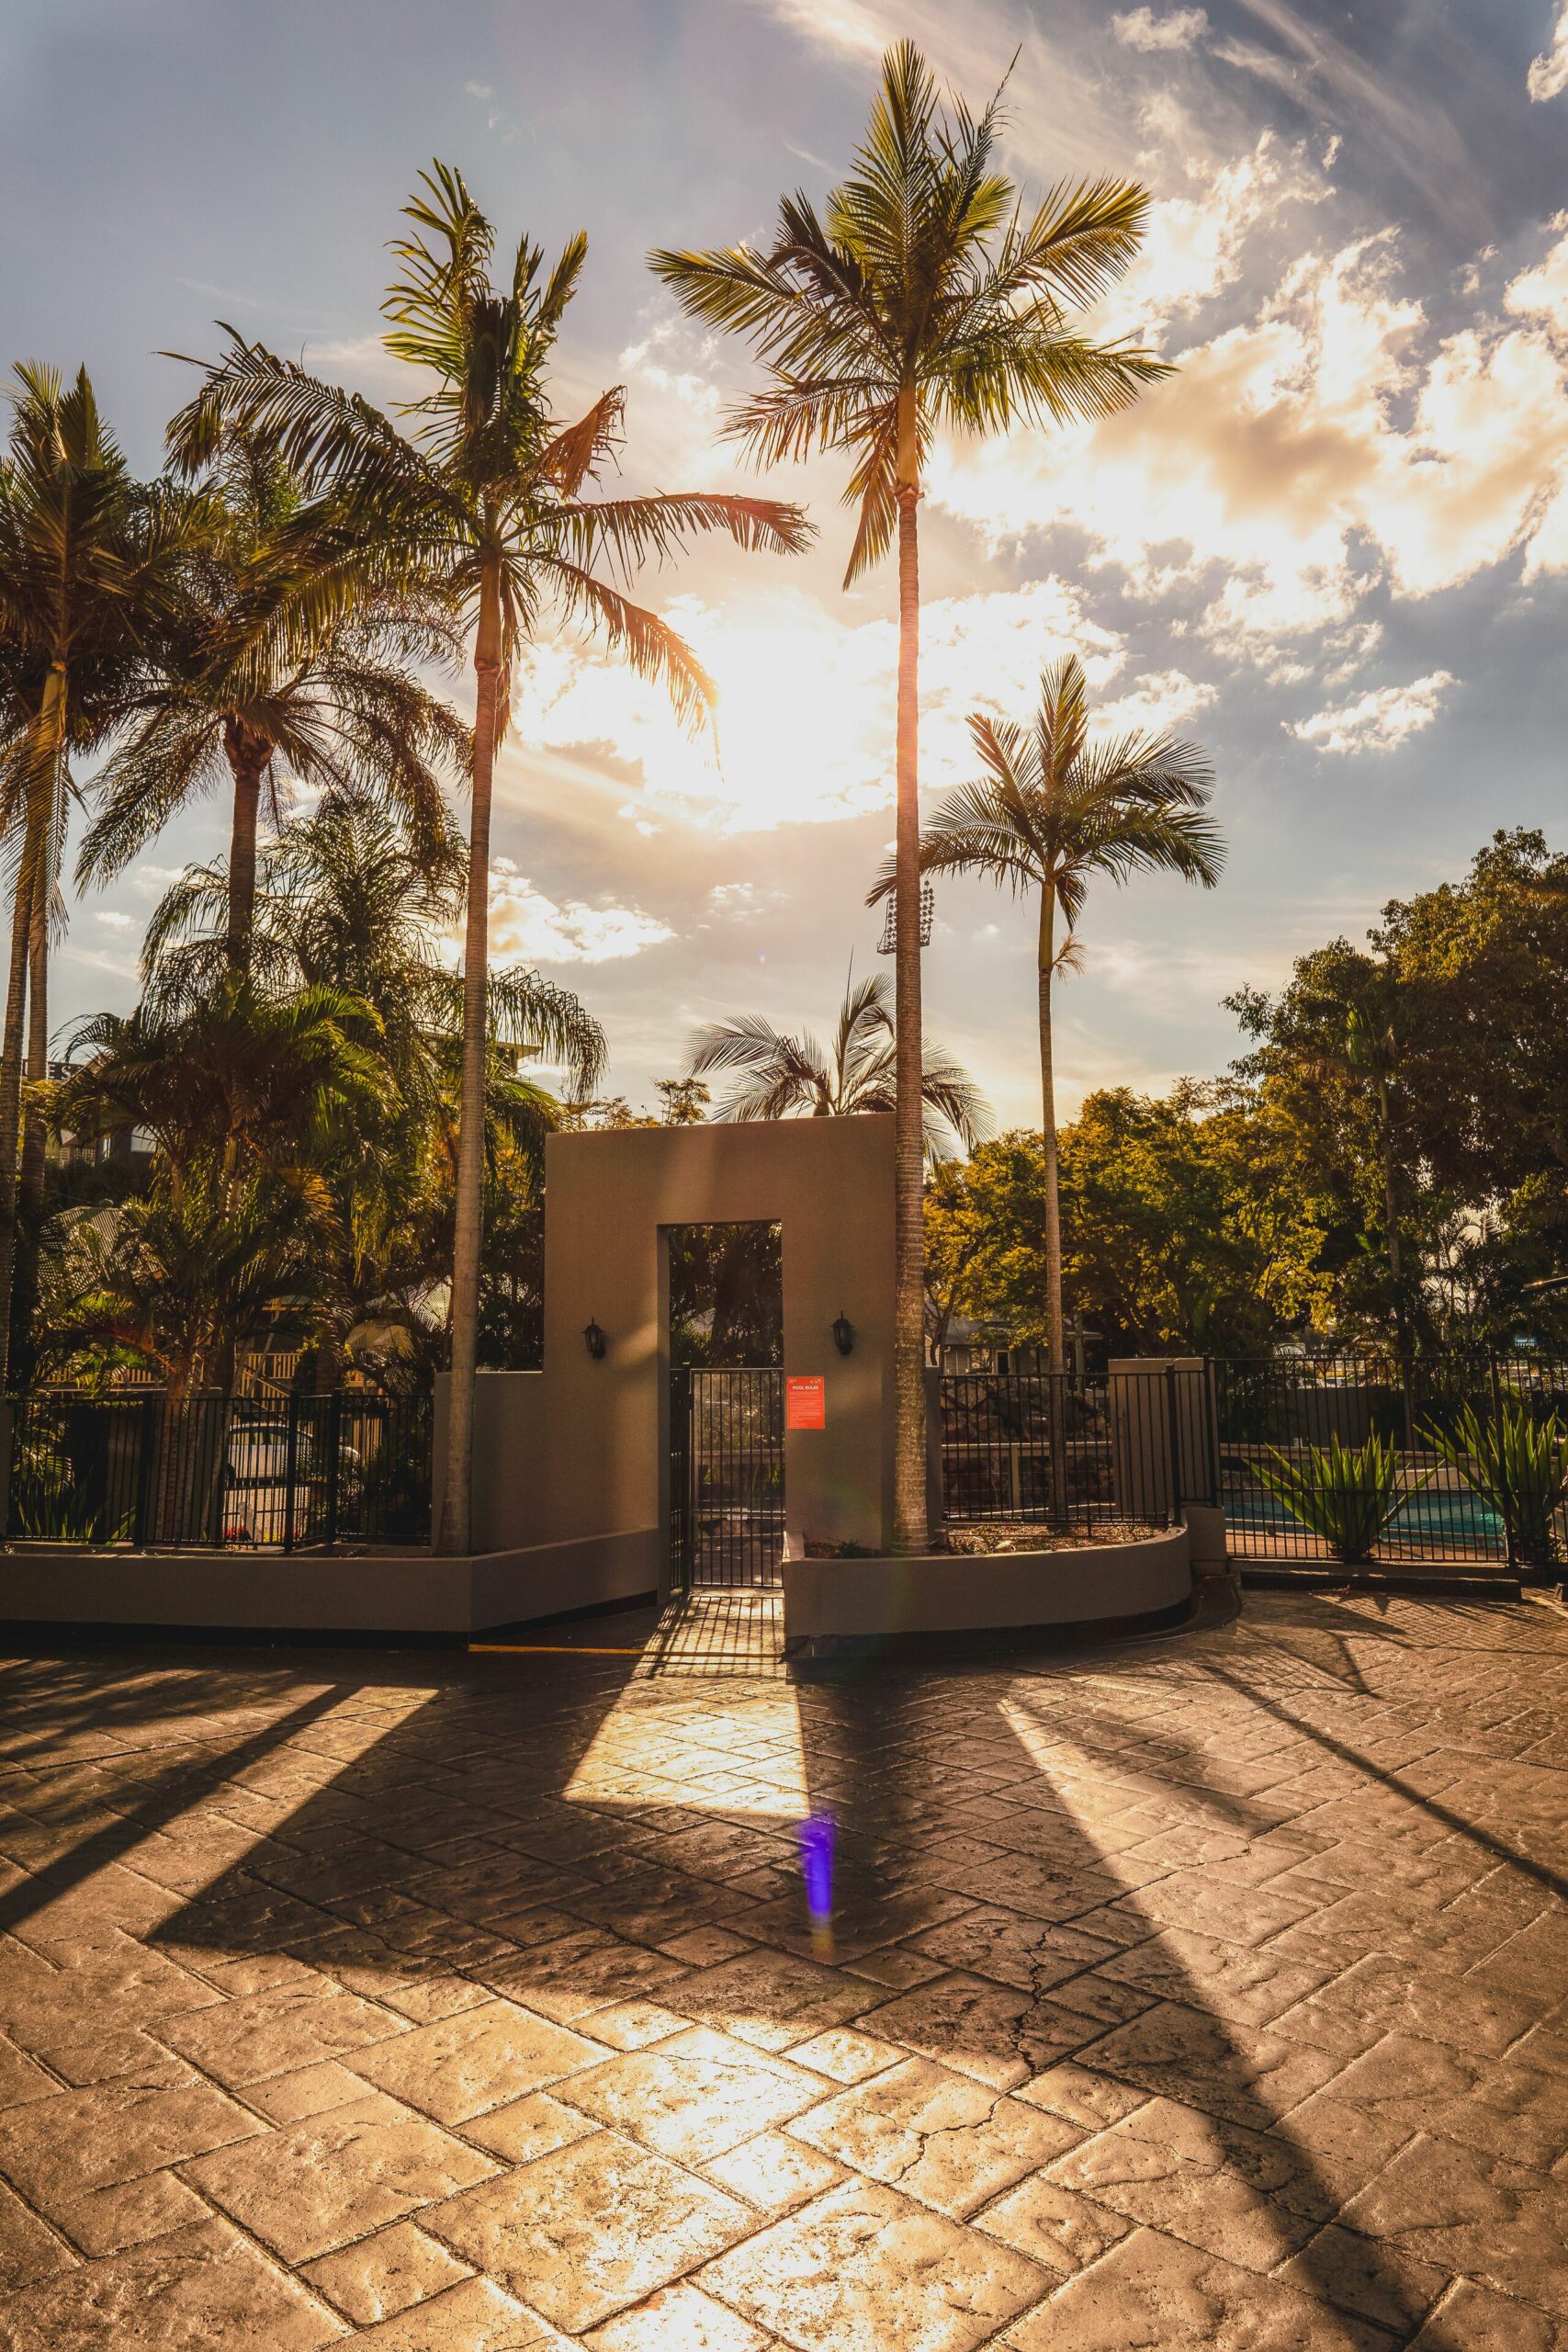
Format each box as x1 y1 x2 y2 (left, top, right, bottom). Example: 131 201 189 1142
450 1116 897 1577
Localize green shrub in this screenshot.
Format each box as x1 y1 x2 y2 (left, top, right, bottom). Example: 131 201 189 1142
1423 1398 1567 1572
1256 1430 1415 1564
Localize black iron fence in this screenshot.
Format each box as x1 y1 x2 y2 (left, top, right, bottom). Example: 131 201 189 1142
939 1364 1216 1532
5 1389 433 1551
670 1366 784 1591
1213 1351 1568 1569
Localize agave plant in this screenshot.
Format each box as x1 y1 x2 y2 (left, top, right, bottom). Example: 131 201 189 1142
1256 1431 1418 1565
1424 1398 1567 1574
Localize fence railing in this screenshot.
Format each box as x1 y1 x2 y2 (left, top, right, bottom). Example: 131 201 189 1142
1213 1351 1568 1569
939 1365 1215 1532
5 1389 433 1552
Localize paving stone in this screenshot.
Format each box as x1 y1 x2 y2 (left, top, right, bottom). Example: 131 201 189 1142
1074 1999 1341 2128
0 2215 344 2351
671 1947 874 2051
350 1997 606 2124
582 2280 774 2350
703 2127 846 2212
0 2068 263 2211
52 2167 209 2256
1001 2223 1396 2349
2 1590 1563 2351
182 2091 497 2264
791 2054 1078 2218
1338 2133 1568 2313
699 2174 1052 2352
302 2219 472 2323
1273 2222 1451 2334
1407 2278 1565 2349
344 2274 552 2348
154 1978 407 2086
557 2026 821 2165
423 2128 750 2332
0 2177 74 2293
972 2172 1132 2276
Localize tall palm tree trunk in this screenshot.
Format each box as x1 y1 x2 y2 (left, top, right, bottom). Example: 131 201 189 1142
19 872 49 1216
891 411 928 1555
439 569 501 1556
222 720 270 969
0 858 35 1387
1038 885 1069 1528
1038 886 1065 1378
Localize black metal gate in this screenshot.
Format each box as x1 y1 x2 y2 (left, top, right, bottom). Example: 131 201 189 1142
670 1367 784 1590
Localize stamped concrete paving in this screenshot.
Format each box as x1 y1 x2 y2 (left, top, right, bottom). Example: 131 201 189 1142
0 1589 1564 2348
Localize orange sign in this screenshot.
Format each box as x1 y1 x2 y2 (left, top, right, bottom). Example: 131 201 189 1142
785 1375 826 1430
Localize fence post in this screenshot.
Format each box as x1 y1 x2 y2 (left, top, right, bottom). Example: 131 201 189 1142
1165 1362 1183 1529
134 1394 158 1547
282 1392 299 1555
324 1390 343 1552
1488 1349 1517 1571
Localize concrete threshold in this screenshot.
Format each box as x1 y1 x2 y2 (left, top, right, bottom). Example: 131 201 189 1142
1236 1561 1524 1600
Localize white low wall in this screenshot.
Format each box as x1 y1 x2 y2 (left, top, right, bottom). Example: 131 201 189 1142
0 1526 659 1636
782 1525 1191 1644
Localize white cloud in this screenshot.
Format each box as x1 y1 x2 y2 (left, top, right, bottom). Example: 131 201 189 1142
94 910 133 932
504 578 1124 835
486 860 673 964
1529 3 1568 100
1506 218 1568 330
1091 669 1218 735
931 222 1568 656
1285 670 1455 755
1112 7 1209 53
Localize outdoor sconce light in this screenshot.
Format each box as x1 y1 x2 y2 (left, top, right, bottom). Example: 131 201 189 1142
583 1317 607 1360
831 1311 854 1357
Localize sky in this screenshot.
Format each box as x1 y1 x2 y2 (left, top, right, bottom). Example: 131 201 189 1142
5 0 1568 1132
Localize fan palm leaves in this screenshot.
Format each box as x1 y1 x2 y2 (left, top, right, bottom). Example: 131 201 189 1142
872 653 1223 1369
653 42 1168 1546
174 160 810 1550
689 972 988 1163
76 428 468 967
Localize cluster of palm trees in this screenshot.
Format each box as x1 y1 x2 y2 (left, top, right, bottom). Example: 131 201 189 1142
2 40 1224 1558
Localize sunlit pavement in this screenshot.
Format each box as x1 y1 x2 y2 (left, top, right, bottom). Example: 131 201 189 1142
0 1591 1564 2349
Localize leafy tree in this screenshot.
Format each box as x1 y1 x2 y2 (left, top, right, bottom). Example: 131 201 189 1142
653 40 1166 1547
0 364 197 1376
689 970 988 1162
172 158 809 1552
877 654 1221 1369
927 1091 1329 1361
77 429 467 968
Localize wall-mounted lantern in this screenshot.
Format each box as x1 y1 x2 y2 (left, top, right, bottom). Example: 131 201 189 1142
831 1311 854 1358
583 1317 607 1360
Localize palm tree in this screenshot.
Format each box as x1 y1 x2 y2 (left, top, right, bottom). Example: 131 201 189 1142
0 364 196 1380
876 654 1223 1371
76 429 468 970
689 971 987 1161
135 796 606 1385
652 43 1167 1547
174 161 810 1552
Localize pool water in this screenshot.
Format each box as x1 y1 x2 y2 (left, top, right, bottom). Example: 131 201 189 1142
1228 1483 1506 1549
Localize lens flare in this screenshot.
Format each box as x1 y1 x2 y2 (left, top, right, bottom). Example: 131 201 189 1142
797 1812 835 1961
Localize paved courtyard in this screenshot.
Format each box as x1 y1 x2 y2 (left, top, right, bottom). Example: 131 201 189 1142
0 1588 1564 2349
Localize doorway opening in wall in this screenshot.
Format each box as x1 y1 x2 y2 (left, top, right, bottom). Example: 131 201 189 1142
668 1222 784 1591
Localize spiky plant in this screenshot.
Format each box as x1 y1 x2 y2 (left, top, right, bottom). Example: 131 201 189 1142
1257 1431 1416 1566
1425 1397 1567 1573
